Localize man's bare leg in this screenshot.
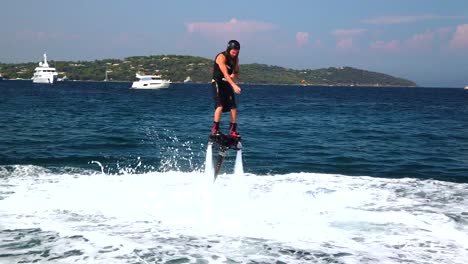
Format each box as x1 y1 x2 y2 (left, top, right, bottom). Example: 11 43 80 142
212 106 223 135
229 108 240 137
214 106 223 122
230 108 237 124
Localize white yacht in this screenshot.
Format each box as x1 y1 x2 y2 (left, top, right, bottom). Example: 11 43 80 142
464 86 468 90
31 53 58 84
131 73 171 89
57 75 68 82
183 76 192 83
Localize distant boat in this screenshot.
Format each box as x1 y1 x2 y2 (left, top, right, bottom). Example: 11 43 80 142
31 53 58 84
465 86 468 90
183 76 192 83
0 74 3 81
103 70 112 82
131 73 171 89
57 75 68 82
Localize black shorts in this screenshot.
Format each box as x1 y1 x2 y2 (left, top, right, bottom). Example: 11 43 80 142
212 80 237 112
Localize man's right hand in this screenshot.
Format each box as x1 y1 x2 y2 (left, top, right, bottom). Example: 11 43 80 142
232 83 241 94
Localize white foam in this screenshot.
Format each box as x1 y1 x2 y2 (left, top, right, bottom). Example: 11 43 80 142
234 148 244 176
1 167 467 263
204 143 214 178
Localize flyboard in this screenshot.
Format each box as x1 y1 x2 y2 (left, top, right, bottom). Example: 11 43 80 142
207 132 242 182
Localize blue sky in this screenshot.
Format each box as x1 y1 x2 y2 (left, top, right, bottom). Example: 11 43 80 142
1 0 468 87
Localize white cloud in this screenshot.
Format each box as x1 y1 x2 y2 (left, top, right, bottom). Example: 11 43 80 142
15 30 80 41
363 15 467 25
405 31 435 49
186 18 276 36
435 27 452 38
450 24 468 48
332 28 366 51
370 40 400 52
296 32 309 46
336 38 354 50
332 28 367 38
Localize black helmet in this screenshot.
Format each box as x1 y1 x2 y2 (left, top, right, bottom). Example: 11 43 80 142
226 40 241 51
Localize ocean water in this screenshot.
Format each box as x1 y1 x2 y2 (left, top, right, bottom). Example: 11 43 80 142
0 80 467 263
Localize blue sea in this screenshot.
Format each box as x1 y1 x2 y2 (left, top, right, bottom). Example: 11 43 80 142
0 80 467 264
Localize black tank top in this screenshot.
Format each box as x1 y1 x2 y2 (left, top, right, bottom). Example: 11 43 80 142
212 51 237 82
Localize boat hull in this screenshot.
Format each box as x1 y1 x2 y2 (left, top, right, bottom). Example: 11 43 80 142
131 82 171 89
32 76 58 84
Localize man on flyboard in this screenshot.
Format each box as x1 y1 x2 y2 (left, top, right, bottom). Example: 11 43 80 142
210 40 242 138
208 40 243 180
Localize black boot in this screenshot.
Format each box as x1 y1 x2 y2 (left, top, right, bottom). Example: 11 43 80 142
229 123 240 138
211 122 221 136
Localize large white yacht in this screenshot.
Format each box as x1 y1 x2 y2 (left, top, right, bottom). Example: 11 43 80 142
31 53 58 84
131 73 171 89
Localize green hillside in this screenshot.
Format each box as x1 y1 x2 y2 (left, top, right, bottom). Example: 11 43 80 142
0 55 416 86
